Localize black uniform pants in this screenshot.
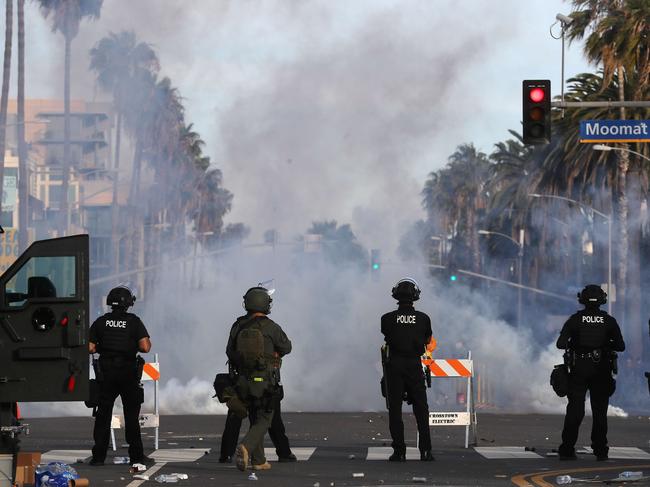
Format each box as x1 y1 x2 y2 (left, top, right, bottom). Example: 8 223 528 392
92 363 144 462
219 392 292 458
386 356 431 453
559 359 612 457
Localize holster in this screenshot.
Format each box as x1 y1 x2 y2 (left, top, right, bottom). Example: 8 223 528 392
92 355 104 382
136 355 145 382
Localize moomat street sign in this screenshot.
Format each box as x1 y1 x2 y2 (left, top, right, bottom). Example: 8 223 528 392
580 120 650 143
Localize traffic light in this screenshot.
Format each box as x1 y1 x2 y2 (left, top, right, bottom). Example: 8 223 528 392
370 249 381 279
522 80 551 145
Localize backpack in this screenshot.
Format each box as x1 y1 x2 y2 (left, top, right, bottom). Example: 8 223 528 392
235 321 267 373
234 319 276 399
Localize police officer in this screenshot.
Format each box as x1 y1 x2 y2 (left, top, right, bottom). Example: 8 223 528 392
557 284 625 461
227 286 292 472
218 389 296 463
89 286 153 466
381 278 434 462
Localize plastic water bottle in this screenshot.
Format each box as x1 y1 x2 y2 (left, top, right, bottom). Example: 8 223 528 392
155 474 179 483
113 456 130 464
556 475 572 484
621 471 642 480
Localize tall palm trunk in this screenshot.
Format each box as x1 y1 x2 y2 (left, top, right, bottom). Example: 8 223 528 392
17 0 27 250
615 66 629 325
627 166 642 361
0 0 13 211
111 111 121 270
468 196 480 272
61 33 71 235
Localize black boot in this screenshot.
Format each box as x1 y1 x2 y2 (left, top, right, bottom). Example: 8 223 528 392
388 450 406 462
420 450 435 461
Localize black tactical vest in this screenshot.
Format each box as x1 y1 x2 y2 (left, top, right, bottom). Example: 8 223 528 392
576 309 609 350
98 310 137 359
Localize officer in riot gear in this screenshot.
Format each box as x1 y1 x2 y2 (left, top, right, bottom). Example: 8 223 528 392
88 286 153 466
556 284 625 461
226 286 292 472
219 289 296 463
381 278 434 462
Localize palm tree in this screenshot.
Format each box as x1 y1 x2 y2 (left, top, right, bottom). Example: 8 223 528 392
89 30 159 268
446 144 491 272
194 167 233 247
565 0 650 324
0 0 13 212
37 0 102 235
17 0 27 251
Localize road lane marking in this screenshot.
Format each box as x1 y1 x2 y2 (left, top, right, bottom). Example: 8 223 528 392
512 463 650 486
475 447 542 459
264 447 315 461
126 462 166 487
151 448 210 462
366 447 420 460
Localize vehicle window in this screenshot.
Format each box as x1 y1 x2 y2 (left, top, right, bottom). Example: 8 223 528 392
4 256 76 307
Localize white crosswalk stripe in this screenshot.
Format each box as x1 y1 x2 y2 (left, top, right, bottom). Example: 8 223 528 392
474 446 542 459
577 447 650 459
366 447 420 460
150 448 211 463
42 450 92 464
264 447 315 462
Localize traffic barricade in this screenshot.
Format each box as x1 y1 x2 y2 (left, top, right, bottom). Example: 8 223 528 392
111 353 160 451
421 351 477 448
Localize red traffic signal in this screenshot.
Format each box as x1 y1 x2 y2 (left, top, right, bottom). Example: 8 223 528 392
522 80 551 145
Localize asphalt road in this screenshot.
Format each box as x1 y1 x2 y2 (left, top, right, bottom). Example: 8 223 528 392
14 412 650 486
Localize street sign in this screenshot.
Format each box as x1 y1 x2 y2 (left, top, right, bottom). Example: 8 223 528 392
580 120 650 143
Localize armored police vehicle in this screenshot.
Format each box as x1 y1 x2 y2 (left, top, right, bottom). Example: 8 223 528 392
0 234 89 454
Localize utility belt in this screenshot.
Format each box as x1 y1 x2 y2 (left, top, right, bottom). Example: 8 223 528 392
568 349 617 372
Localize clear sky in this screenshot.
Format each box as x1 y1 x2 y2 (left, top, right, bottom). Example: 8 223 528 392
16 0 593 249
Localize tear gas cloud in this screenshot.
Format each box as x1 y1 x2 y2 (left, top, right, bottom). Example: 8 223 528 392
18 1 642 418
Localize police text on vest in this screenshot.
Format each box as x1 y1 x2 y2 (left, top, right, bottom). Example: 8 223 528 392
582 316 604 324
106 320 127 328
397 315 416 324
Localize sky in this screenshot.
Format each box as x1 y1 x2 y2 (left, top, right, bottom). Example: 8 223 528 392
14 0 593 252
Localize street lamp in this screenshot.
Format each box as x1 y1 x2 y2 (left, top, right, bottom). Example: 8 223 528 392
478 229 525 327
593 144 650 163
529 193 612 313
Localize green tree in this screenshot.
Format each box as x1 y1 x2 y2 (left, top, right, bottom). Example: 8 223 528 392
89 30 159 267
306 220 367 268
565 0 650 326
37 0 102 235
194 168 233 248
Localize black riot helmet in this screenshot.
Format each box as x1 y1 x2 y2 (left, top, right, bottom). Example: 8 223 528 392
391 278 421 302
243 287 273 314
577 284 607 307
106 285 136 310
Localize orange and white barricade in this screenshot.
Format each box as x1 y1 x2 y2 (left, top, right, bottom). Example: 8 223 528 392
111 353 160 451
421 351 477 449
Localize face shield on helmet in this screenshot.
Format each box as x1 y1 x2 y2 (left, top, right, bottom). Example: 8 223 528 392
391 277 421 302
577 284 607 307
106 285 136 309
242 286 273 314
